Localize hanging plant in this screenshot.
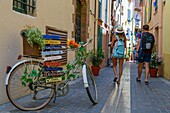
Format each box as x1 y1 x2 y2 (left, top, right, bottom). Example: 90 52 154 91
22 25 45 50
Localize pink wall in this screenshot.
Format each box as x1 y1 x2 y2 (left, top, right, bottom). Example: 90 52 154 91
143 0 163 57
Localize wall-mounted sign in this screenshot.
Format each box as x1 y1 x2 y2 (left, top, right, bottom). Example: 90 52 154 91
44 56 62 61
41 50 63 56
44 40 61 44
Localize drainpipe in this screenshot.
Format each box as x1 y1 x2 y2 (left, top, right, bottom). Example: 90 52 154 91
158 0 163 57
131 1 135 47
120 0 122 25
93 0 97 50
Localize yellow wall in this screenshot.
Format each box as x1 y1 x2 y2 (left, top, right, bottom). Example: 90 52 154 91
163 53 170 80
0 0 97 104
163 0 170 80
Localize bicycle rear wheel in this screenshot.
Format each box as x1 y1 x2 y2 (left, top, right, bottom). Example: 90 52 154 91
6 60 54 111
85 65 98 104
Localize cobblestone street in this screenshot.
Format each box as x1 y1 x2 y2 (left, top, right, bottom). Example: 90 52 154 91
0 62 170 113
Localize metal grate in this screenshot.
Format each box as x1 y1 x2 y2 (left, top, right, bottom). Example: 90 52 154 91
46 26 68 65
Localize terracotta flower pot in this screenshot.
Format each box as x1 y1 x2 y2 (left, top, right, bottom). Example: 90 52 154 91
149 68 158 78
91 66 100 76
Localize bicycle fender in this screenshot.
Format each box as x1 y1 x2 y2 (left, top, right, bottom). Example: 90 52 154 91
5 60 33 85
82 65 89 88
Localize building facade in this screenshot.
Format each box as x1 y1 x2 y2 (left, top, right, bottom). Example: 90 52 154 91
112 0 137 60
140 0 170 80
0 0 112 104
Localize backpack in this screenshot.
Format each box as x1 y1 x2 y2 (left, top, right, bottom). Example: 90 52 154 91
113 36 125 58
141 32 155 50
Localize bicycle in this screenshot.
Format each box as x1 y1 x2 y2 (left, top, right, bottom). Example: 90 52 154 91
5 38 98 111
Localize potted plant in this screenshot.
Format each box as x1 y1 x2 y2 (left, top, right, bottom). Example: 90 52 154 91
21 25 45 56
149 52 163 78
90 48 104 76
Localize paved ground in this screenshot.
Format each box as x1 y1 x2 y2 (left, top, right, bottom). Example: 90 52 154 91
0 62 170 113
130 63 170 113
0 67 115 113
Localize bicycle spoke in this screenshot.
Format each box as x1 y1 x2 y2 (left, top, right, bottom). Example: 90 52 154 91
6 60 54 111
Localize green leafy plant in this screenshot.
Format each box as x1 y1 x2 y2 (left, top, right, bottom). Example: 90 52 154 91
90 48 105 66
63 41 88 80
23 25 45 50
21 65 42 87
124 54 130 59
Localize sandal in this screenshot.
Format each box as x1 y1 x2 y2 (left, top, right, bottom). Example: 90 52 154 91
145 81 149 85
117 81 120 85
113 77 118 82
136 77 141 82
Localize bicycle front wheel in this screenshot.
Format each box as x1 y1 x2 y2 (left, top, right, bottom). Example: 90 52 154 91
85 65 98 104
6 60 54 111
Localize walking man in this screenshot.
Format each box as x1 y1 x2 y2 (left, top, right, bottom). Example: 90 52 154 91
136 24 155 85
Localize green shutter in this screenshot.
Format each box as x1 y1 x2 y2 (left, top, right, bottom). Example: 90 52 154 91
148 0 152 22
98 26 102 49
98 0 102 19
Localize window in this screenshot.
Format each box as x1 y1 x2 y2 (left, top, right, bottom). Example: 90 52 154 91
13 0 36 16
139 0 143 6
75 0 81 42
154 0 158 12
144 7 147 23
147 0 152 22
98 26 102 49
127 9 131 22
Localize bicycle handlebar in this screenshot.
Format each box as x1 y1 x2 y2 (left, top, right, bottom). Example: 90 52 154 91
82 38 93 47
65 38 93 52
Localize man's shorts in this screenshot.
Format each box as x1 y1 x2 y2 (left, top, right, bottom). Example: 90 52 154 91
138 52 151 63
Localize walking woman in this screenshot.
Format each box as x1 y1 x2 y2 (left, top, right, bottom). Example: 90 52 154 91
111 26 126 85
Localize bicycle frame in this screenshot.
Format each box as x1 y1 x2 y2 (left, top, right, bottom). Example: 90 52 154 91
65 57 89 88
5 51 88 88
82 64 88 88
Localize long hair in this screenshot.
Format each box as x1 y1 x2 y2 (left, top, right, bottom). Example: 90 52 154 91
116 32 126 38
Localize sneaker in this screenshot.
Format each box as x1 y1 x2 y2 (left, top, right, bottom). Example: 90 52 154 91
136 77 141 82
113 77 118 82
145 81 149 85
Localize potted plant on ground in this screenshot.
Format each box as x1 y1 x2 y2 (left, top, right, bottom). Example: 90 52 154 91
149 52 163 78
90 48 104 76
20 25 45 56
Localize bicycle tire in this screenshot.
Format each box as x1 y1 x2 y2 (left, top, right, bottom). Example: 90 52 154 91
85 65 98 104
6 60 54 111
